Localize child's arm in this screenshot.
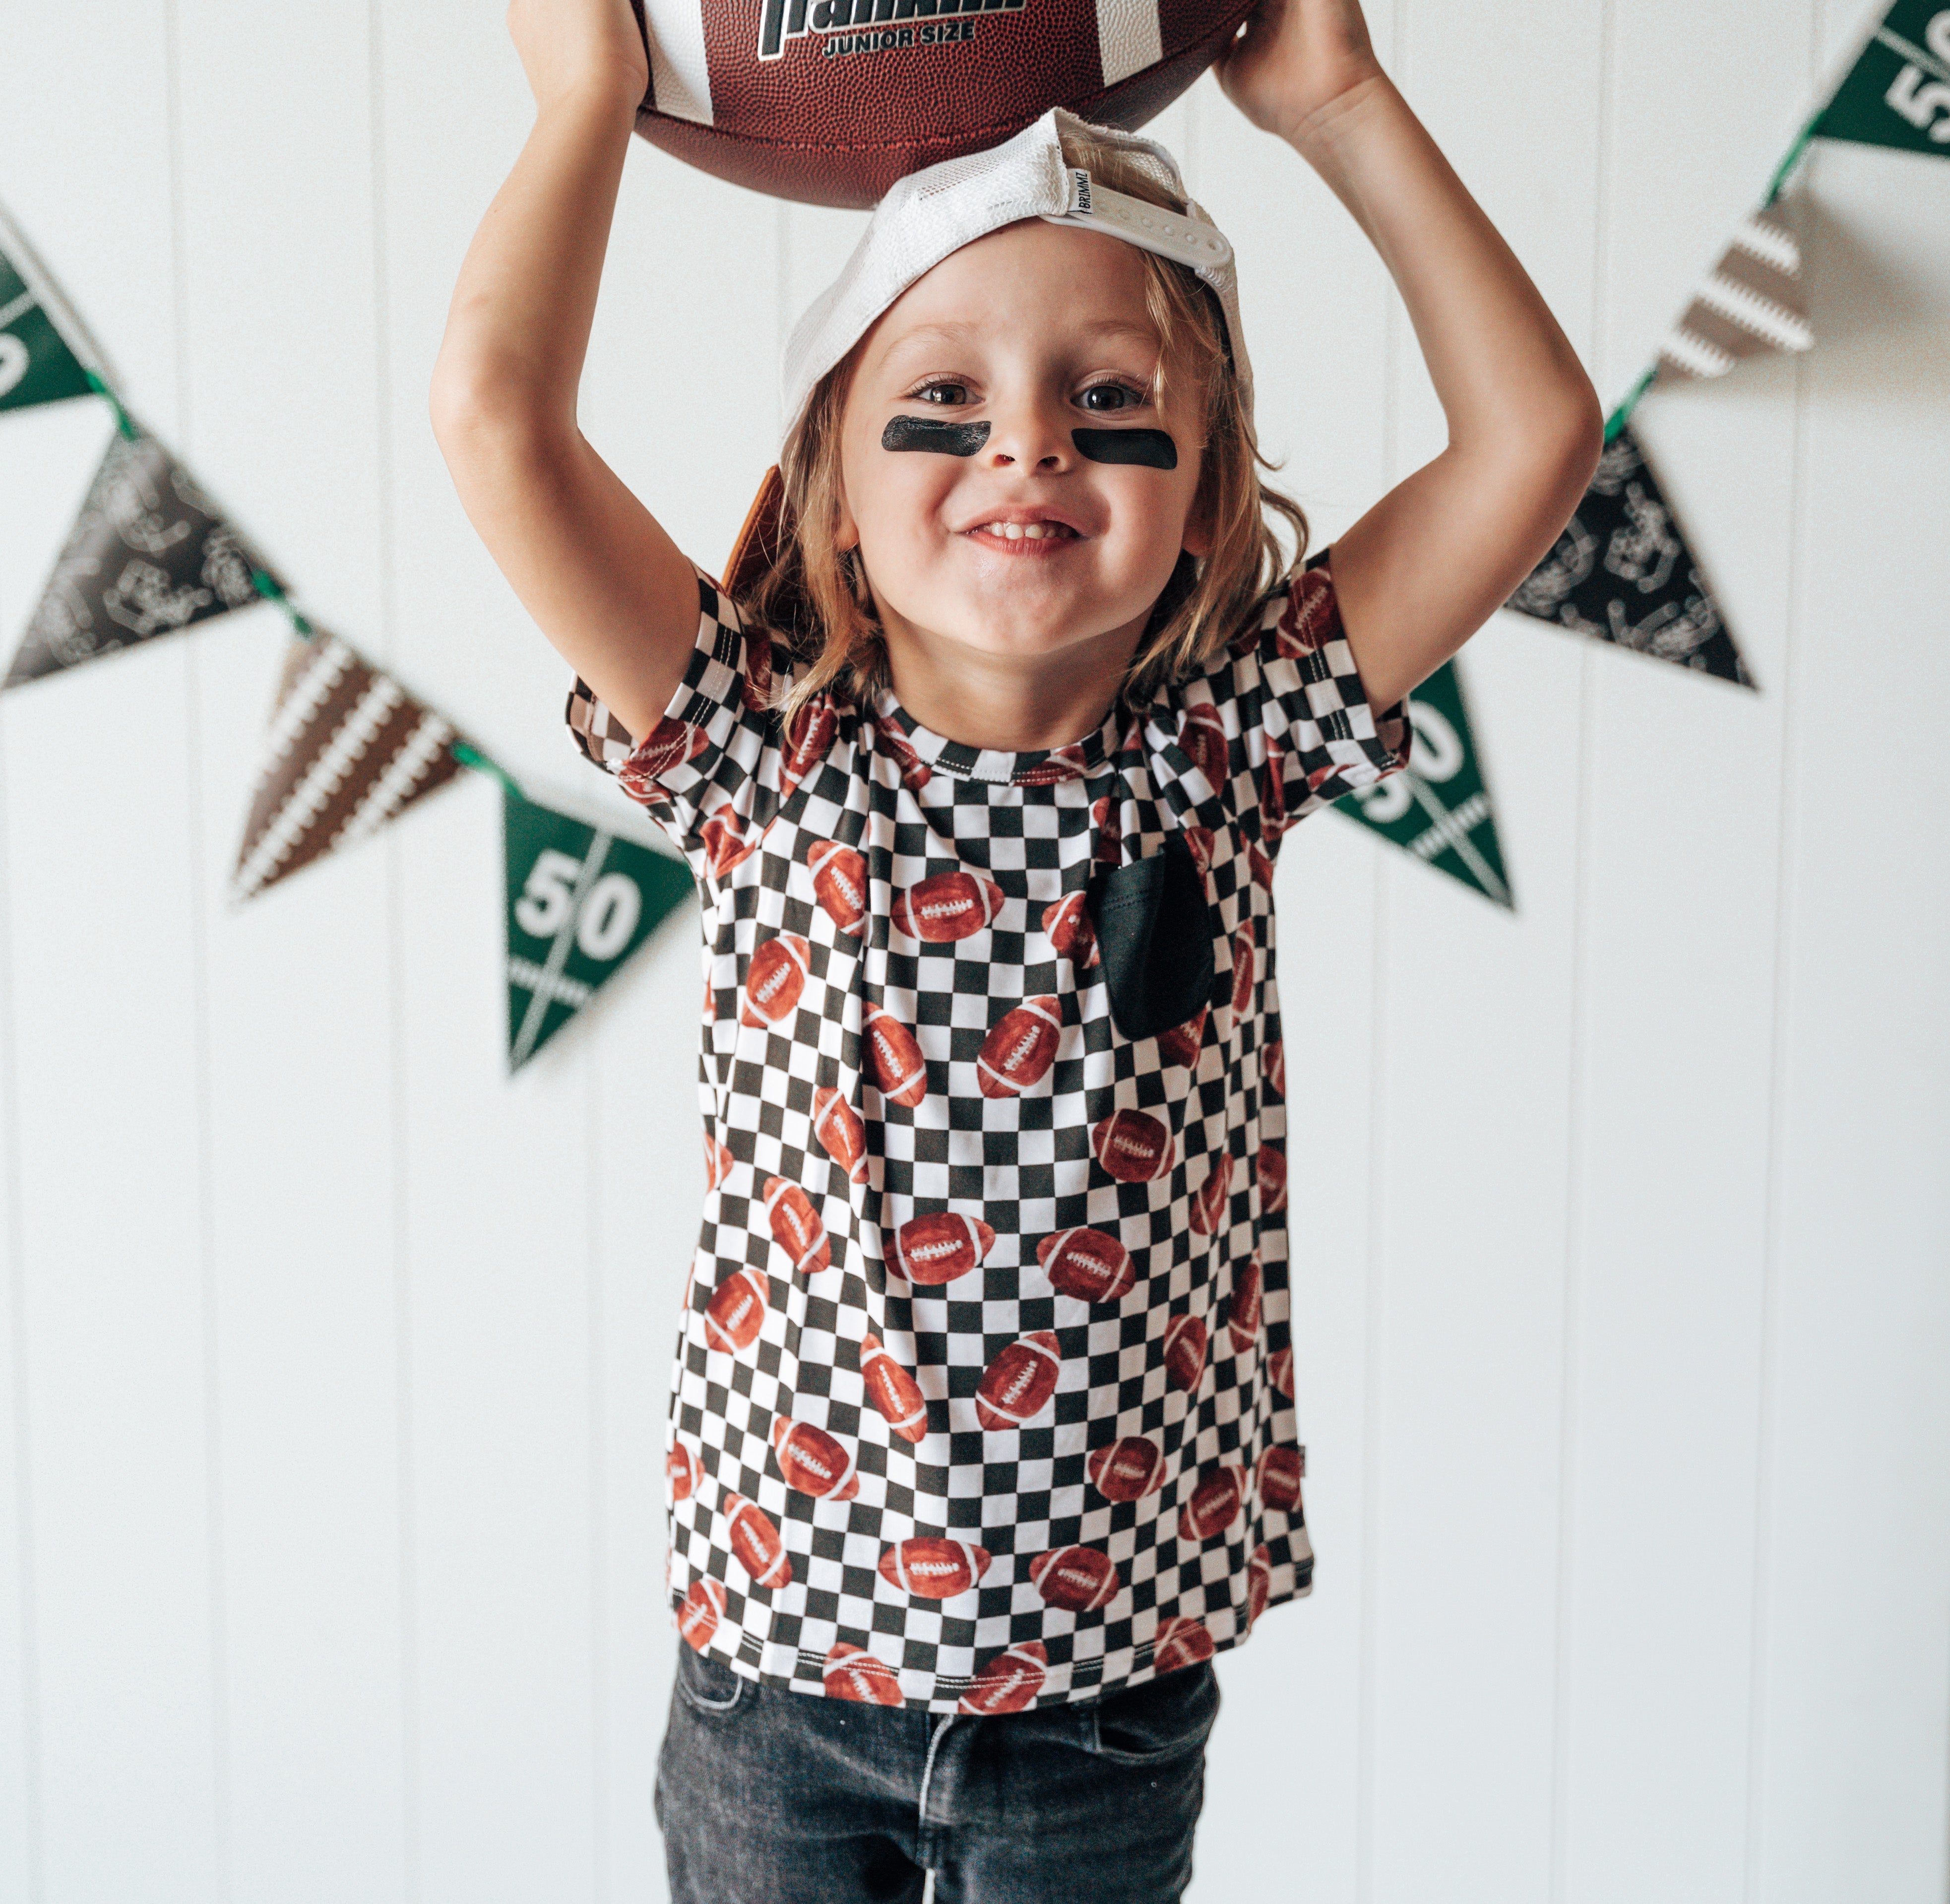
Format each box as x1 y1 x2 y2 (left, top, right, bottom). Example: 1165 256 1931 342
1218 0 1604 710
430 0 697 746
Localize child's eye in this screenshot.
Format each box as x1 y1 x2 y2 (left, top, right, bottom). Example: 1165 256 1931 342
908 381 971 407
1078 381 1148 413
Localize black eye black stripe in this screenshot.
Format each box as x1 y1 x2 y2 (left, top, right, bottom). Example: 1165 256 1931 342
882 417 990 455
1071 429 1177 469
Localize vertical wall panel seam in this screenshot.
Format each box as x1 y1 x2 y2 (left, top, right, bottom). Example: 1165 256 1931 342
163 0 234 1892
1742 7 1826 1883
1 727 45 1904
587 1058 609 1904
1547 4 1617 1898
1354 9 1410 1896
367 3 420 1898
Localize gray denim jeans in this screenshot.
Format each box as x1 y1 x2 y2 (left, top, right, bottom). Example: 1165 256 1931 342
655 1645 1219 1903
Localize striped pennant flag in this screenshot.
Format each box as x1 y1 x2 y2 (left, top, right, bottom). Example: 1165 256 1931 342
233 631 461 899
503 786 692 1070
1332 657 1513 908
1655 201 1813 383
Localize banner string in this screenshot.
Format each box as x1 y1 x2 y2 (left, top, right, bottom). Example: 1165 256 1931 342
450 739 525 802
82 368 137 443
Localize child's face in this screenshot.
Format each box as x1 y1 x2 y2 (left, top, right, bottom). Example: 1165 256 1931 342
835 220 1212 699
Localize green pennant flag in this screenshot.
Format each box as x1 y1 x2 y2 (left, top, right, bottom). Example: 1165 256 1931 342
1333 658 1514 908
1815 0 1950 157
0 243 91 414
504 787 693 1070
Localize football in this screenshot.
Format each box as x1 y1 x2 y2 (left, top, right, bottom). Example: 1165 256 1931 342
975 1330 1062 1429
772 1416 861 1499
1247 841 1274 891
1179 701 1230 790
1090 1108 1174 1183
859 1332 930 1441
763 1175 833 1276
1226 1254 1262 1350
1029 1543 1121 1613
1182 826 1215 877
700 806 756 878
891 1211 996 1285
811 1085 869 1184
1177 1463 1245 1544
1228 922 1256 1018
879 1536 992 1599
863 1005 930 1107
1246 1543 1271 1627
723 1492 794 1588
1189 1151 1232 1237
977 995 1063 1098
824 1642 905 1706
1265 1344 1294 1398
1257 1144 1287 1215
740 933 812 1027
809 839 869 938
1258 748 1288 840
678 1578 727 1650
1277 567 1336 656
627 713 708 781
1258 1445 1304 1514
1161 1312 1206 1392
704 1265 770 1353
1261 1035 1284 1098
1037 1226 1135 1304
667 1440 698 1502
873 711 932 790
1155 1006 1206 1071
891 870 1007 943
629 0 1258 209
1086 1435 1167 1502
778 697 838 797
1041 890 1099 967
703 1130 735 1190
959 1641 1049 1715
1153 1615 1215 1674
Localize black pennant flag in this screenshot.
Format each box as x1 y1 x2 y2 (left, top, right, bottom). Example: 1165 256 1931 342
6 428 280 689
1503 425 1755 688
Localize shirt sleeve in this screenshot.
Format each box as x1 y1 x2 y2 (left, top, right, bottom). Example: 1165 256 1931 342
1187 546 1413 846
564 565 817 863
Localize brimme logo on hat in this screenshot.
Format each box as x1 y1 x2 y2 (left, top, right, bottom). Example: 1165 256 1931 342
759 0 1025 63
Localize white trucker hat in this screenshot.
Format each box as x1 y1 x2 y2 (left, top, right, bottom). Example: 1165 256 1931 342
780 107 1250 445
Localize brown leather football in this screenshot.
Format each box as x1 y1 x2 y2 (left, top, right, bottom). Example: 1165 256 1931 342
629 0 1258 208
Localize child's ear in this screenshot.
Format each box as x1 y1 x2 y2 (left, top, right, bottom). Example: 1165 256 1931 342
1181 468 1215 560
835 477 860 554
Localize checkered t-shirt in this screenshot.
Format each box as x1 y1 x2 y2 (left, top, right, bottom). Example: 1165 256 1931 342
567 550 1409 1714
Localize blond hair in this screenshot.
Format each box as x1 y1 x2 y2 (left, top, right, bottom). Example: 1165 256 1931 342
756 125 1308 719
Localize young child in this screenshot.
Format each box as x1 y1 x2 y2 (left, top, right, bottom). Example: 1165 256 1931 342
433 1 1600 1897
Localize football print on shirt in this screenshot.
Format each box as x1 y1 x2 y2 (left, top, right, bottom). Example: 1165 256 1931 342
565 553 1408 1712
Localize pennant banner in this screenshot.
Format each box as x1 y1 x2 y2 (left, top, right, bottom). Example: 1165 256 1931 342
503 789 692 1070
1334 659 1513 907
1503 425 1755 687
1816 0 1950 157
0 243 92 414
1656 201 1813 382
233 631 461 899
6 429 278 689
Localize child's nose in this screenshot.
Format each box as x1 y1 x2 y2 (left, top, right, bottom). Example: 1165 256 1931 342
979 396 1072 473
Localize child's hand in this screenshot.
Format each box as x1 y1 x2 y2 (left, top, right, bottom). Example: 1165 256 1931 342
1214 0 1386 146
506 0 649 114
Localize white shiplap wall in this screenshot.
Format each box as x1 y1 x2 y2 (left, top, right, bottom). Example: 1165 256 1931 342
2 2 1946 1901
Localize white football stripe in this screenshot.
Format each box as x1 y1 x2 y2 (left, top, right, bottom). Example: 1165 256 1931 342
644 0 714 125
1096 0 1163 88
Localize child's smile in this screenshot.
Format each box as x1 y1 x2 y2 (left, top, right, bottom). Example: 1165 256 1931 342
834 220 1212 752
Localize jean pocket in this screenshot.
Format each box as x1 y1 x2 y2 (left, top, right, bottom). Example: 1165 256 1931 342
1084 1660 1220 1766
675 1641 750 1716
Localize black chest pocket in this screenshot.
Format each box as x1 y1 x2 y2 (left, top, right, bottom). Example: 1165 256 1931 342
1091 832 1216 1043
